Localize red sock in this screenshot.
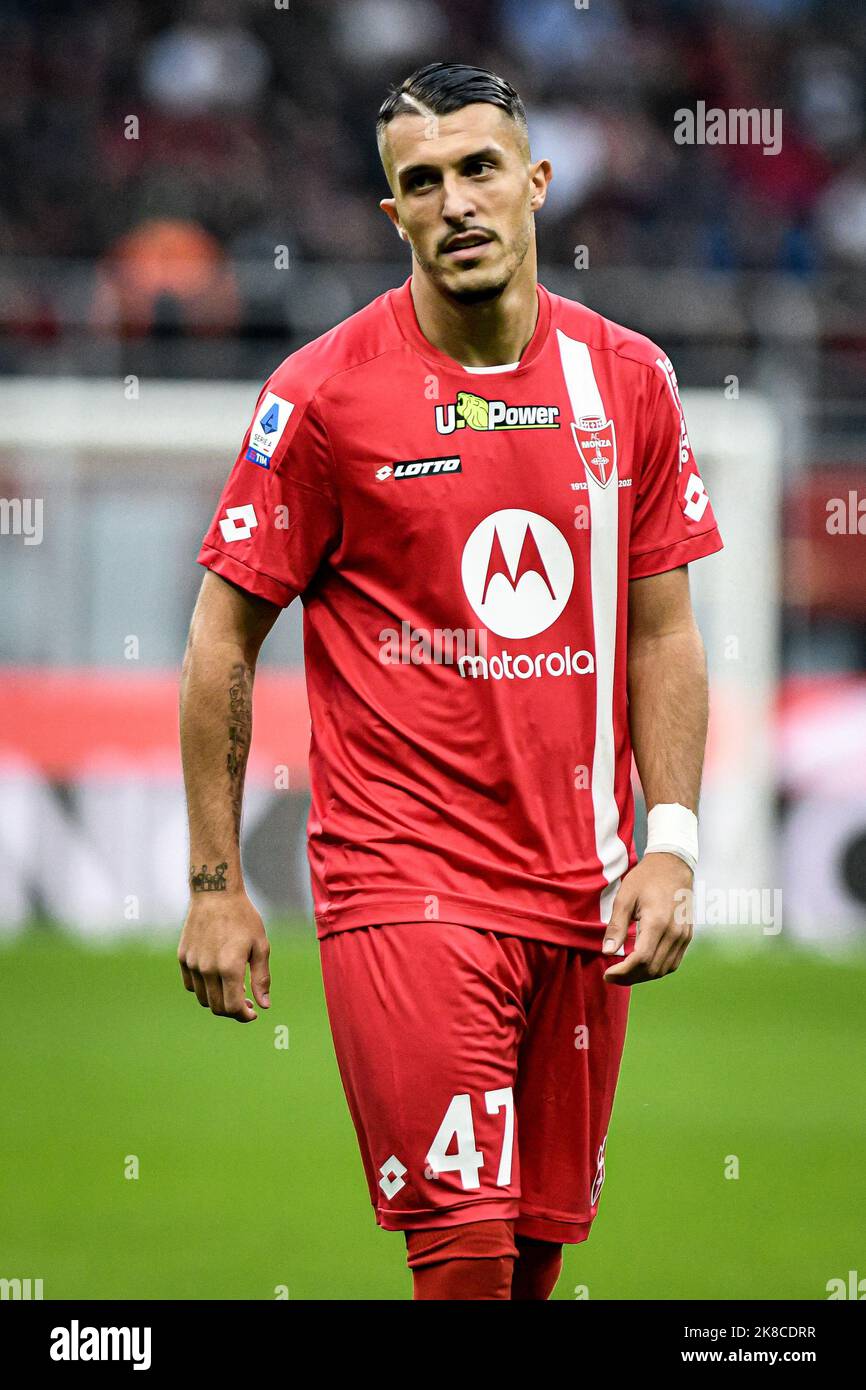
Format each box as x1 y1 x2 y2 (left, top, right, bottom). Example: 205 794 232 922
406 1219 517 1301
510 1235 563 1300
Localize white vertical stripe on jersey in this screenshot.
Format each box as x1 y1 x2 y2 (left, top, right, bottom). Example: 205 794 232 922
556 330 630 930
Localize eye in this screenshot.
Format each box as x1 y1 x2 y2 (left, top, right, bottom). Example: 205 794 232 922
407 170 437 192
467 160 495 177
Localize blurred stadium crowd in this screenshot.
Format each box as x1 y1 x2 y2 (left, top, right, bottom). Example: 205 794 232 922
1 0 865 353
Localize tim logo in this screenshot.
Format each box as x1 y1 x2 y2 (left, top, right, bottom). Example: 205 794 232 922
436 391 560 435
572 415 617 487
461 508 574 638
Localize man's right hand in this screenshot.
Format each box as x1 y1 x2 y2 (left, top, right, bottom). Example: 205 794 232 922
177 893 271 1023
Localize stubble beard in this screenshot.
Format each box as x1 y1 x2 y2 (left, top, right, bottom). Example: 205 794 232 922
418 218 533 306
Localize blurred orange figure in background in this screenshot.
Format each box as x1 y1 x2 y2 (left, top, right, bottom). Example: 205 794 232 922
91 218 240 336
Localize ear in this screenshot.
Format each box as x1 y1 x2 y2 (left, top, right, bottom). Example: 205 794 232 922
528 159 553 213
379 197 406 240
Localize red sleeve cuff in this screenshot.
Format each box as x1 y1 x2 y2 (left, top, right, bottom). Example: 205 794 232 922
629 527 724 579
197 545 295 608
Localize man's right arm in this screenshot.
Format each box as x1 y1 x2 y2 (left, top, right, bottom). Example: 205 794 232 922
177 569 281 1023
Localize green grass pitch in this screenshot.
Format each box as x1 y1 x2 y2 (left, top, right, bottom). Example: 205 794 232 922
1 930 863 1300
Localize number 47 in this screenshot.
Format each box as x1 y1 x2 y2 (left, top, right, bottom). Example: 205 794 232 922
426 1088 514 1189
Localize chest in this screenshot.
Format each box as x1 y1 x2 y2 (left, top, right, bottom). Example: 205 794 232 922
333 370 641 551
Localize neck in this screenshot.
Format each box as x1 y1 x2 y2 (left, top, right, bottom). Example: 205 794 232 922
409 251 539 368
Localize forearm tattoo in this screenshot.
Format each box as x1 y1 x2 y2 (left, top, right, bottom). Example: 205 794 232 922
190 862 228 892
227 661 253 839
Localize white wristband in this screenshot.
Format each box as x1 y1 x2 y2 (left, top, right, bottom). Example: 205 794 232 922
644 803 698 873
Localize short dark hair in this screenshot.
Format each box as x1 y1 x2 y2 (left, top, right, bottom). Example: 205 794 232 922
376 62 528 150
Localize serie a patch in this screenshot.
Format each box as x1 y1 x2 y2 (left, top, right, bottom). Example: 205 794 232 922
245 392 295 469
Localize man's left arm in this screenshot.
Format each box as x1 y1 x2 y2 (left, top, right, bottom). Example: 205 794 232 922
602 564 706 984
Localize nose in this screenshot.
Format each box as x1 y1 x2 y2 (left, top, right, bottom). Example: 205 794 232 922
441 175 476 228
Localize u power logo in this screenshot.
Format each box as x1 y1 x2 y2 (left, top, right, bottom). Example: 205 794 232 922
436 391 560 435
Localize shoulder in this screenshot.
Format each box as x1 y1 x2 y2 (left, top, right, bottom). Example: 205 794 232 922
265 286 405 406
545 286 674 385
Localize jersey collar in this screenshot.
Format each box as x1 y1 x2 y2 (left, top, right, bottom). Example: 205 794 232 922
389 275 552 377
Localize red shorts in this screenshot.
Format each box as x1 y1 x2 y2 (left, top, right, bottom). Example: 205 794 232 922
319 919 632 1244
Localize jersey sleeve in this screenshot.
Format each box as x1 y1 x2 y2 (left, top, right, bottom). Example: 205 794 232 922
628 354 723 579
197 378 341 607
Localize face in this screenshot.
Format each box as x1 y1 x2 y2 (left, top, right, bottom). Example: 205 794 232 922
380 103 551 304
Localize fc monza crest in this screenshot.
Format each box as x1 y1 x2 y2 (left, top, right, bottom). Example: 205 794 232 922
571 415 617 487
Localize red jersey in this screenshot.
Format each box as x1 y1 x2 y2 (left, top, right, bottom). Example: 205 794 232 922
198 277 723 949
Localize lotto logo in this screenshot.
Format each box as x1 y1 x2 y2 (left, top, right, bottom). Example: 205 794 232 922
683 472 710 522
378 1155 407 1200
377 456 462 482
219 504 258 542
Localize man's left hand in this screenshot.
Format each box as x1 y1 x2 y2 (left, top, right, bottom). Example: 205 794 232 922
601 853 694 985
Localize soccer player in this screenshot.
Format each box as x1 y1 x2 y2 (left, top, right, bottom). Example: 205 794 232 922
178 62 723 1301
